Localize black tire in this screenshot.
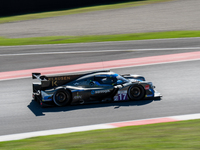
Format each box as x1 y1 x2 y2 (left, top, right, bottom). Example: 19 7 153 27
53 89 71 106
128 85 145 100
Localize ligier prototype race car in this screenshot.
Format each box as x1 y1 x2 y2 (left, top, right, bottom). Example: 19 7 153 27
32 70 161 107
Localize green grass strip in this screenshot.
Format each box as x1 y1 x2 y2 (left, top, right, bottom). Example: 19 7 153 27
0 0 173 24
0 31 200 46
0 119 200 149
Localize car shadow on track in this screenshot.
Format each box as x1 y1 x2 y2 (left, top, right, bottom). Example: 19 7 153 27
27 98 161 116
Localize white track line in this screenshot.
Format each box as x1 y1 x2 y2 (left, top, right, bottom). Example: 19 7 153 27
1 113 200 142
0 124 115 142
0 47 200 57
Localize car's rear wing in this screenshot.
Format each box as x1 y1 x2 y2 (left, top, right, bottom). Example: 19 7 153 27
32 73 51 81
32 73 47 80
32 73 41 79
32 73 82 89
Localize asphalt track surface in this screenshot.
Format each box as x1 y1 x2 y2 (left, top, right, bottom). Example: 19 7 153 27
0 0 200 138
1 37 200 72
0 0 200 38
0 38 200 136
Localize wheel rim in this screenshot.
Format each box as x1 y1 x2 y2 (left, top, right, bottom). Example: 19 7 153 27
130 87 141 97
55 92 67 103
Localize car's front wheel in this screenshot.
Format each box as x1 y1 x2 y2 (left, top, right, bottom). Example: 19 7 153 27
128 85 145 100
53 89 71 106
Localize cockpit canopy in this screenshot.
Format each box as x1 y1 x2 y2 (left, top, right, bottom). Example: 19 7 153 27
94 73 130 85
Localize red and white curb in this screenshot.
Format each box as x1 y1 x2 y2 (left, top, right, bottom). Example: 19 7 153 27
1 113 200 142
1 51 200 81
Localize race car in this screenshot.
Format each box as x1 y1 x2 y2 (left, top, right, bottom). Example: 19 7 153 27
32 70 161 107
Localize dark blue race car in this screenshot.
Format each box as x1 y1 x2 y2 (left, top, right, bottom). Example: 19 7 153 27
32 70 161 107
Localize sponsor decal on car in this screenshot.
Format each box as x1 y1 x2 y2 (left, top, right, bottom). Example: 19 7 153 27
145 89 154 97
48 76 70 81
145 85 150 90
114 91 127 101
73 95 82 99
73 92 82 99
52 81 58 86
43 96 52 101
145 94 154 97
91 90 110 95
95 90 110 94
91 90 95 95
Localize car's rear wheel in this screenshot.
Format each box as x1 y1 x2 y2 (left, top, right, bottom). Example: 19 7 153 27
128 85 145 100
53 89 71 106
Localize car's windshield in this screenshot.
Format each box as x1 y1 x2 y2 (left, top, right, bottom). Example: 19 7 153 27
94 73 129 85
115 74 130 84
